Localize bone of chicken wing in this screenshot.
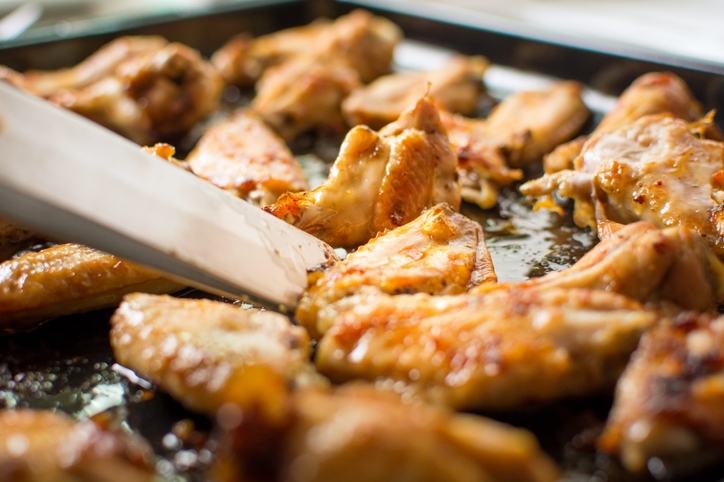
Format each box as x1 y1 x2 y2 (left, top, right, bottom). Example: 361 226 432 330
185 110 309 206
543 72 711 174
48 41 223 145
264 96 460 249
251 55 361 141
599 312 724 473
0 409 154 482
208 368 559 482
110 293 324 414
0 36 167 97
212 9 401 87
296 204 497 339
342 56 489 130
520 113 724 257
0 244 183 334
441 81 589 208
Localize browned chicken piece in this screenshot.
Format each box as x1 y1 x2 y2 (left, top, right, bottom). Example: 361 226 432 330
208 368 559 482
110 293 324 415
185 110 309 206
0 217 47 263
264 97 460 248
441 81 589 208
342 56 489 130
316 286 660 411
543 72 711 174
48 41 223 145
0 36 167 97
0 409 154 481
296 204 497 339
520 113 724 258
477 221 724 312
0 244 183 334
599 312 724 473
312 220 724 410
211 9 401 87
250 55 361 141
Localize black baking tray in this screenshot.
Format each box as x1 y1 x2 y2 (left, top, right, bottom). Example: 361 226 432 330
1 1 723 481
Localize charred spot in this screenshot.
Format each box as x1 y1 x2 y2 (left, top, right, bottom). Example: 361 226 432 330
633 194 645 204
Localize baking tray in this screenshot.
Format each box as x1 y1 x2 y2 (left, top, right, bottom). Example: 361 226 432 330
1 1 723 481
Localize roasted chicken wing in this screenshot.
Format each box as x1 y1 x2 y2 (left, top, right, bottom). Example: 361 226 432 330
521 113 724 257
110 293 324 415
264 96 460 248
296 204 497 339
209 369 559 482
543 72 712 174
599 312 724 473
442 81 589 208
0 409 153 482
185 110 309 206
0 244 182 334
342 56 489 130
212 9 401 87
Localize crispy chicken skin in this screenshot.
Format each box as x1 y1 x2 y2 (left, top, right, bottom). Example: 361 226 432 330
543 72 711 174
264 96 460 249
42 40 223 145
186 110 309 206
209 370 559 482
521 113 724 257
110 294 324 415
316 287 660 411
0 409 154 482
441 81 589 208
251 55 361 141
599 312 724 472
0 244 182 334
296 204 497 339
212 9 401 87
0 36 167 97
342 56 489 130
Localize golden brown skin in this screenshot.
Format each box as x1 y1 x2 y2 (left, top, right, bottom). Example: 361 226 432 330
297 204 497 339
264 96 460 249
209 370 559 482
185 110 309 206
599 312 724 473
48 41 223 145
110 293 324 415
342 56 489 130
543 72 710 174
0 409 154 482
0 36 167 97
0 244 183 334
212 9 401 87
442 81 589 208
250 55 361 141
316 286 660 411
521 113 724 258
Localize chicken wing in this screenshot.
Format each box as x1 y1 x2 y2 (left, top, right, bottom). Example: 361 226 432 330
212 9 401 87
599 312 724 473
209 369 559 482
296 204 497 339
0 409 153 482
442 81 589 208
48 41 223 145
264 96 460 248
520 113 724 257
110 293 324 415
342 56 489 130
185 110 309 206
543 72 711 174
0 244 183 333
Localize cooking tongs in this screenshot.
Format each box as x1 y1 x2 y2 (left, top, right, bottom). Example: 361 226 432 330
0 82 337 311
